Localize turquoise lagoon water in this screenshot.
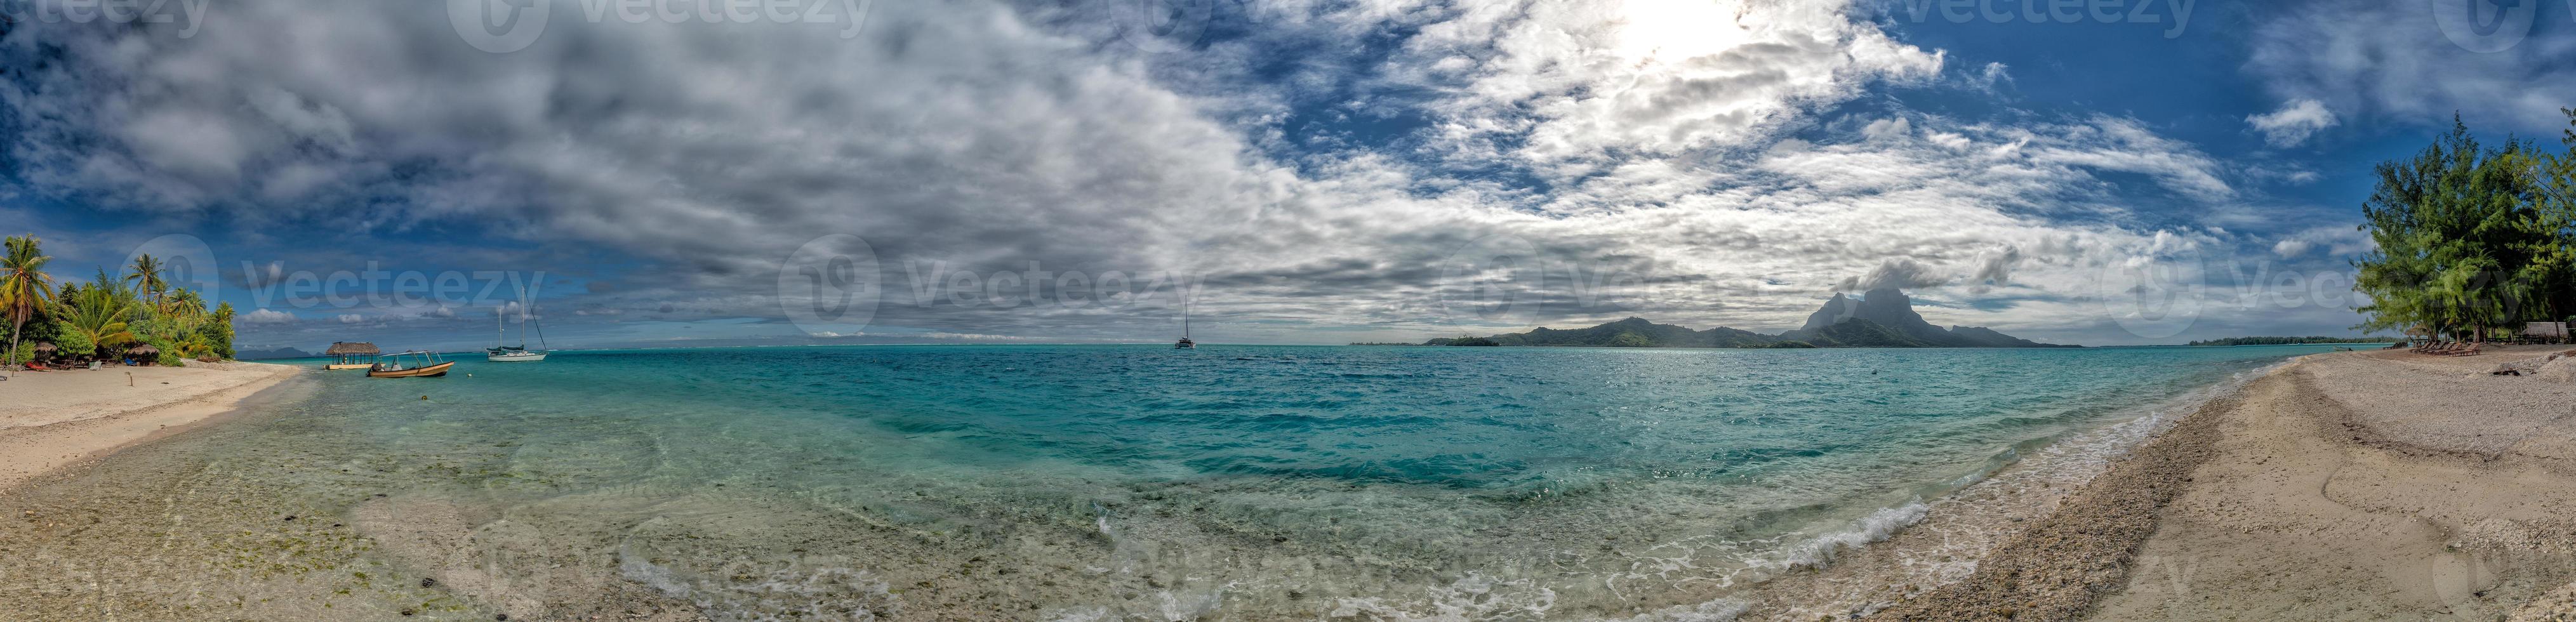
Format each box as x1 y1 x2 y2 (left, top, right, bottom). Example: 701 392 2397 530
229 344 2331 619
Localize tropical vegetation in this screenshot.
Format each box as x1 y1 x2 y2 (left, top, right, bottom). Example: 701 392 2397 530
1 235 237 371
2351 112 2576 341
2183 336 2402 347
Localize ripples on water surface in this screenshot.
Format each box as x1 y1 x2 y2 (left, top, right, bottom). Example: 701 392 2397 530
7 344 2337 619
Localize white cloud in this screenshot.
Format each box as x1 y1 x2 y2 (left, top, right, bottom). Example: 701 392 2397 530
2245 0 2576 133
1836 258 1950 291
0 0 2297 343
2273 227 2375 258
239 308 296 324
1390 0 1944 175
2246 99 2339 147
922 332 1024 341
336 314 365 324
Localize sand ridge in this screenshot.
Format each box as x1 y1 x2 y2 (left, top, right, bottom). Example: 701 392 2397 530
1864 347 2576 621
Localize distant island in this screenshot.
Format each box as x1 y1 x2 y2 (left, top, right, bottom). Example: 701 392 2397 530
1421 288 2076 348
235 346 314 360
2184 336 2401 347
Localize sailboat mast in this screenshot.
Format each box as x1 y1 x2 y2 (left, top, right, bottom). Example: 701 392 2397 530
520 286 548 350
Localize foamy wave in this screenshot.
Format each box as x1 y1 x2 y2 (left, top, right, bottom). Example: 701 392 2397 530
1707 356 2306 617
1743 501 1932 577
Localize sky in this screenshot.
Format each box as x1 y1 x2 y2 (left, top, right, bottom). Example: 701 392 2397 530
2 0 2572 352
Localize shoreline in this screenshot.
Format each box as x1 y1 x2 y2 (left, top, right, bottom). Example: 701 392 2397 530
0 361 303 493
1716 352 2294 619
4 347 2569 619
1860 346 2576 621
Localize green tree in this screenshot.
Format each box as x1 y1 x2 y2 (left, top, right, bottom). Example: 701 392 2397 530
206 301 237 359
125 253 167 312
2 234 55 374
56 281 139 360
2352 119 2571 341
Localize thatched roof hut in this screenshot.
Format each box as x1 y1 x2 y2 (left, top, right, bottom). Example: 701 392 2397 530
32 341 55 353
126 344 161 356
324 341 380 355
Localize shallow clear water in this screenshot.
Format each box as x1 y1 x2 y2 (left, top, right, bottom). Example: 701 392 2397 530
30 344 2339 619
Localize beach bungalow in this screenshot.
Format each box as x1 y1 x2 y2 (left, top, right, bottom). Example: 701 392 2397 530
324 341 380 370
25 341 56 369
2522 322 2570 345
124 344 159 366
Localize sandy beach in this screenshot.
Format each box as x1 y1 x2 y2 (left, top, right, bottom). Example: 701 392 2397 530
5 348 2574 621
0 361 301 492
1866 347 2576 621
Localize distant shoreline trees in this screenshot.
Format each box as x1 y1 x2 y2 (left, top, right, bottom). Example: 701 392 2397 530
2351 111 2576 341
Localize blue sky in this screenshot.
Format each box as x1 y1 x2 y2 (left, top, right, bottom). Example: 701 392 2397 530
3 0 2572 352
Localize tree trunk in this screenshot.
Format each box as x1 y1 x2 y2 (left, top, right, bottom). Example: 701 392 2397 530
5 315 22 376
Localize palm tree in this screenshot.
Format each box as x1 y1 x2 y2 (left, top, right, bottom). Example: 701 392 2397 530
3 235 55 374
126 253 167 312
56 284 138 361
165 288 205 317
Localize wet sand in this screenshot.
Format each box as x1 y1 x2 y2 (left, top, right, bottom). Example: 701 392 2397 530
1867 347 2576 621
0 362 300 491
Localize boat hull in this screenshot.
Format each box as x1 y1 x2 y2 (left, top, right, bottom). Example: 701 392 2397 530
325 363 372 370
487 351 548 362
368 361 455 378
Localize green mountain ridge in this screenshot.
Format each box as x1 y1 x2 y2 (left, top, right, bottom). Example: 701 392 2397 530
1423 289 2078 348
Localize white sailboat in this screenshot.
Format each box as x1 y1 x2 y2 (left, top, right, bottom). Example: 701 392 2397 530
488 292 552 362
